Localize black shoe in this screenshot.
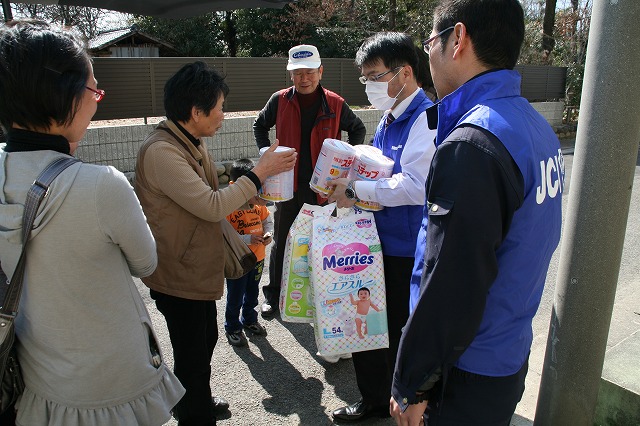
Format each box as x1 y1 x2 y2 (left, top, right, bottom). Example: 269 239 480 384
243 322 268 336
212 395 229 415
260 301 278 319
225 330 248 347
171 396 229 421
332 399 390 422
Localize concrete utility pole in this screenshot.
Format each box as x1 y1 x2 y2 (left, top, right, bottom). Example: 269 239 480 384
535 0 640 424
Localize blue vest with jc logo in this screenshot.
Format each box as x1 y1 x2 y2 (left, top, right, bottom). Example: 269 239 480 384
414 70 564 376
372 90 433 257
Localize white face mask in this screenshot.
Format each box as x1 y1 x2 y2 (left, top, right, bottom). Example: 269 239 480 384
365 68 406 111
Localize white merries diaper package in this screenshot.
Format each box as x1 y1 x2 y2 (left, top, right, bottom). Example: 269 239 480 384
279 203 336 323
309 208 389 356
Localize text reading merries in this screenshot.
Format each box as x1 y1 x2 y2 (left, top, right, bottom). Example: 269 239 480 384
322 243 374 274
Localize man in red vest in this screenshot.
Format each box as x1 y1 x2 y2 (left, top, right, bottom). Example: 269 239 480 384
254 44 366 319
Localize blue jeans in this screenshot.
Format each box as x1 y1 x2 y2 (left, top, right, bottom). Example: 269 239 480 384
224 260 264 332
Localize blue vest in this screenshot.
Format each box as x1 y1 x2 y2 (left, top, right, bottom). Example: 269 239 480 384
372 90 433 257
413 70 564 376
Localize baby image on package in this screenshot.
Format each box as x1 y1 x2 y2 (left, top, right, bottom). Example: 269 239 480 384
279 203 335 323
309 208 389 356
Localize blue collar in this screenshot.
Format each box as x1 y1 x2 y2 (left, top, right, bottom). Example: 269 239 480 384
435 69 521 145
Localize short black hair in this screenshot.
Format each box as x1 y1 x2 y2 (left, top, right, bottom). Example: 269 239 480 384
433 0 524 69
0 20 91 132
355 32 429 85
413 45 433 90
230 158 255 182
358 287 370 295
164 61 230 123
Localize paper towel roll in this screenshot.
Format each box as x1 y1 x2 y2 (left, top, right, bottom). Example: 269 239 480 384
309 138 356 196
351 150 394 211
259 146 295 202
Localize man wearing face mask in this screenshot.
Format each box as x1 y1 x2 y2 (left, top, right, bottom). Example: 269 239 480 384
254 44 366 320
328 32 437 422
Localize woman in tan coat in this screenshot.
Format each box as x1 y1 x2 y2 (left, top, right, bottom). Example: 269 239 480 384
135 61 296 425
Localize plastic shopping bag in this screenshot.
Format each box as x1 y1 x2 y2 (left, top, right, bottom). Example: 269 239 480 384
309 208 389 356
279 203 335 323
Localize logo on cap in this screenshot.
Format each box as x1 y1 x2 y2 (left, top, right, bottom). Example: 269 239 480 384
293 51 314 59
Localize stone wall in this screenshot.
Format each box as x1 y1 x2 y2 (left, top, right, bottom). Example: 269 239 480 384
77 109 383 177
75 102 566 182
531 101 564 126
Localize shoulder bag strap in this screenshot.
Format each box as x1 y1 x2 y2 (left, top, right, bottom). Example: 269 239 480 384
0 157 80 317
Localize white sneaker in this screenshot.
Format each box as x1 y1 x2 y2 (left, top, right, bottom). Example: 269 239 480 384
317 352 352 363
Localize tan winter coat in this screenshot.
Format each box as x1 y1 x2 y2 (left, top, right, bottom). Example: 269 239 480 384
135 120 257 300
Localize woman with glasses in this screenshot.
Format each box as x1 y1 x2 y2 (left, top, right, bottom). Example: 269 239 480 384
0 20 184 425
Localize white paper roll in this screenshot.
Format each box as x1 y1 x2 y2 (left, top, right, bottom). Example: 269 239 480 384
259 146 295 202
309 138 356 196
351 148 394 211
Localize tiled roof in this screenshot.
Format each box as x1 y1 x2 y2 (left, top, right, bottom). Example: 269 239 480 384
88 27 134 50
88 25 177 52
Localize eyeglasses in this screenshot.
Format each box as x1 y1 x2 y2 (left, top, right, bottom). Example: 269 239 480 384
423 26 455 55
85 86 105 102
358 66 403 84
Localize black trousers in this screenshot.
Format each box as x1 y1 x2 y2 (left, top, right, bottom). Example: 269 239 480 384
352 255 413 407
151 290 218 426
263 186 319 304
0 405 16 425
426 356 529 425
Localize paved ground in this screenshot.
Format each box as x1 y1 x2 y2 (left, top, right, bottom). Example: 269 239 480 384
137 140 640 425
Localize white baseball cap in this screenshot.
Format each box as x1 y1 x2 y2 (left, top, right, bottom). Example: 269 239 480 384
287 44 322 70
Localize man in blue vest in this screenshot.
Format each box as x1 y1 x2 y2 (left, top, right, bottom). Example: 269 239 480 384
390 1 564 425
329 32 437 422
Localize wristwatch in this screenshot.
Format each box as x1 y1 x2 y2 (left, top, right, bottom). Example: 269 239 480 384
345 180 358 200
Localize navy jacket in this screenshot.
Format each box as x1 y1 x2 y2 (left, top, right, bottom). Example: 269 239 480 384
393 69 563 409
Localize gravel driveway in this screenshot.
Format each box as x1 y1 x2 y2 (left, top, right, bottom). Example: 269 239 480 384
137 229 395 426
137 204 533 426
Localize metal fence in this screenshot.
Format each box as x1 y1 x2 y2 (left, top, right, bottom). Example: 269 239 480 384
91 57 567 121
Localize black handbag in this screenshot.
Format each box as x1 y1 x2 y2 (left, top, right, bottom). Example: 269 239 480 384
0 156 79 414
